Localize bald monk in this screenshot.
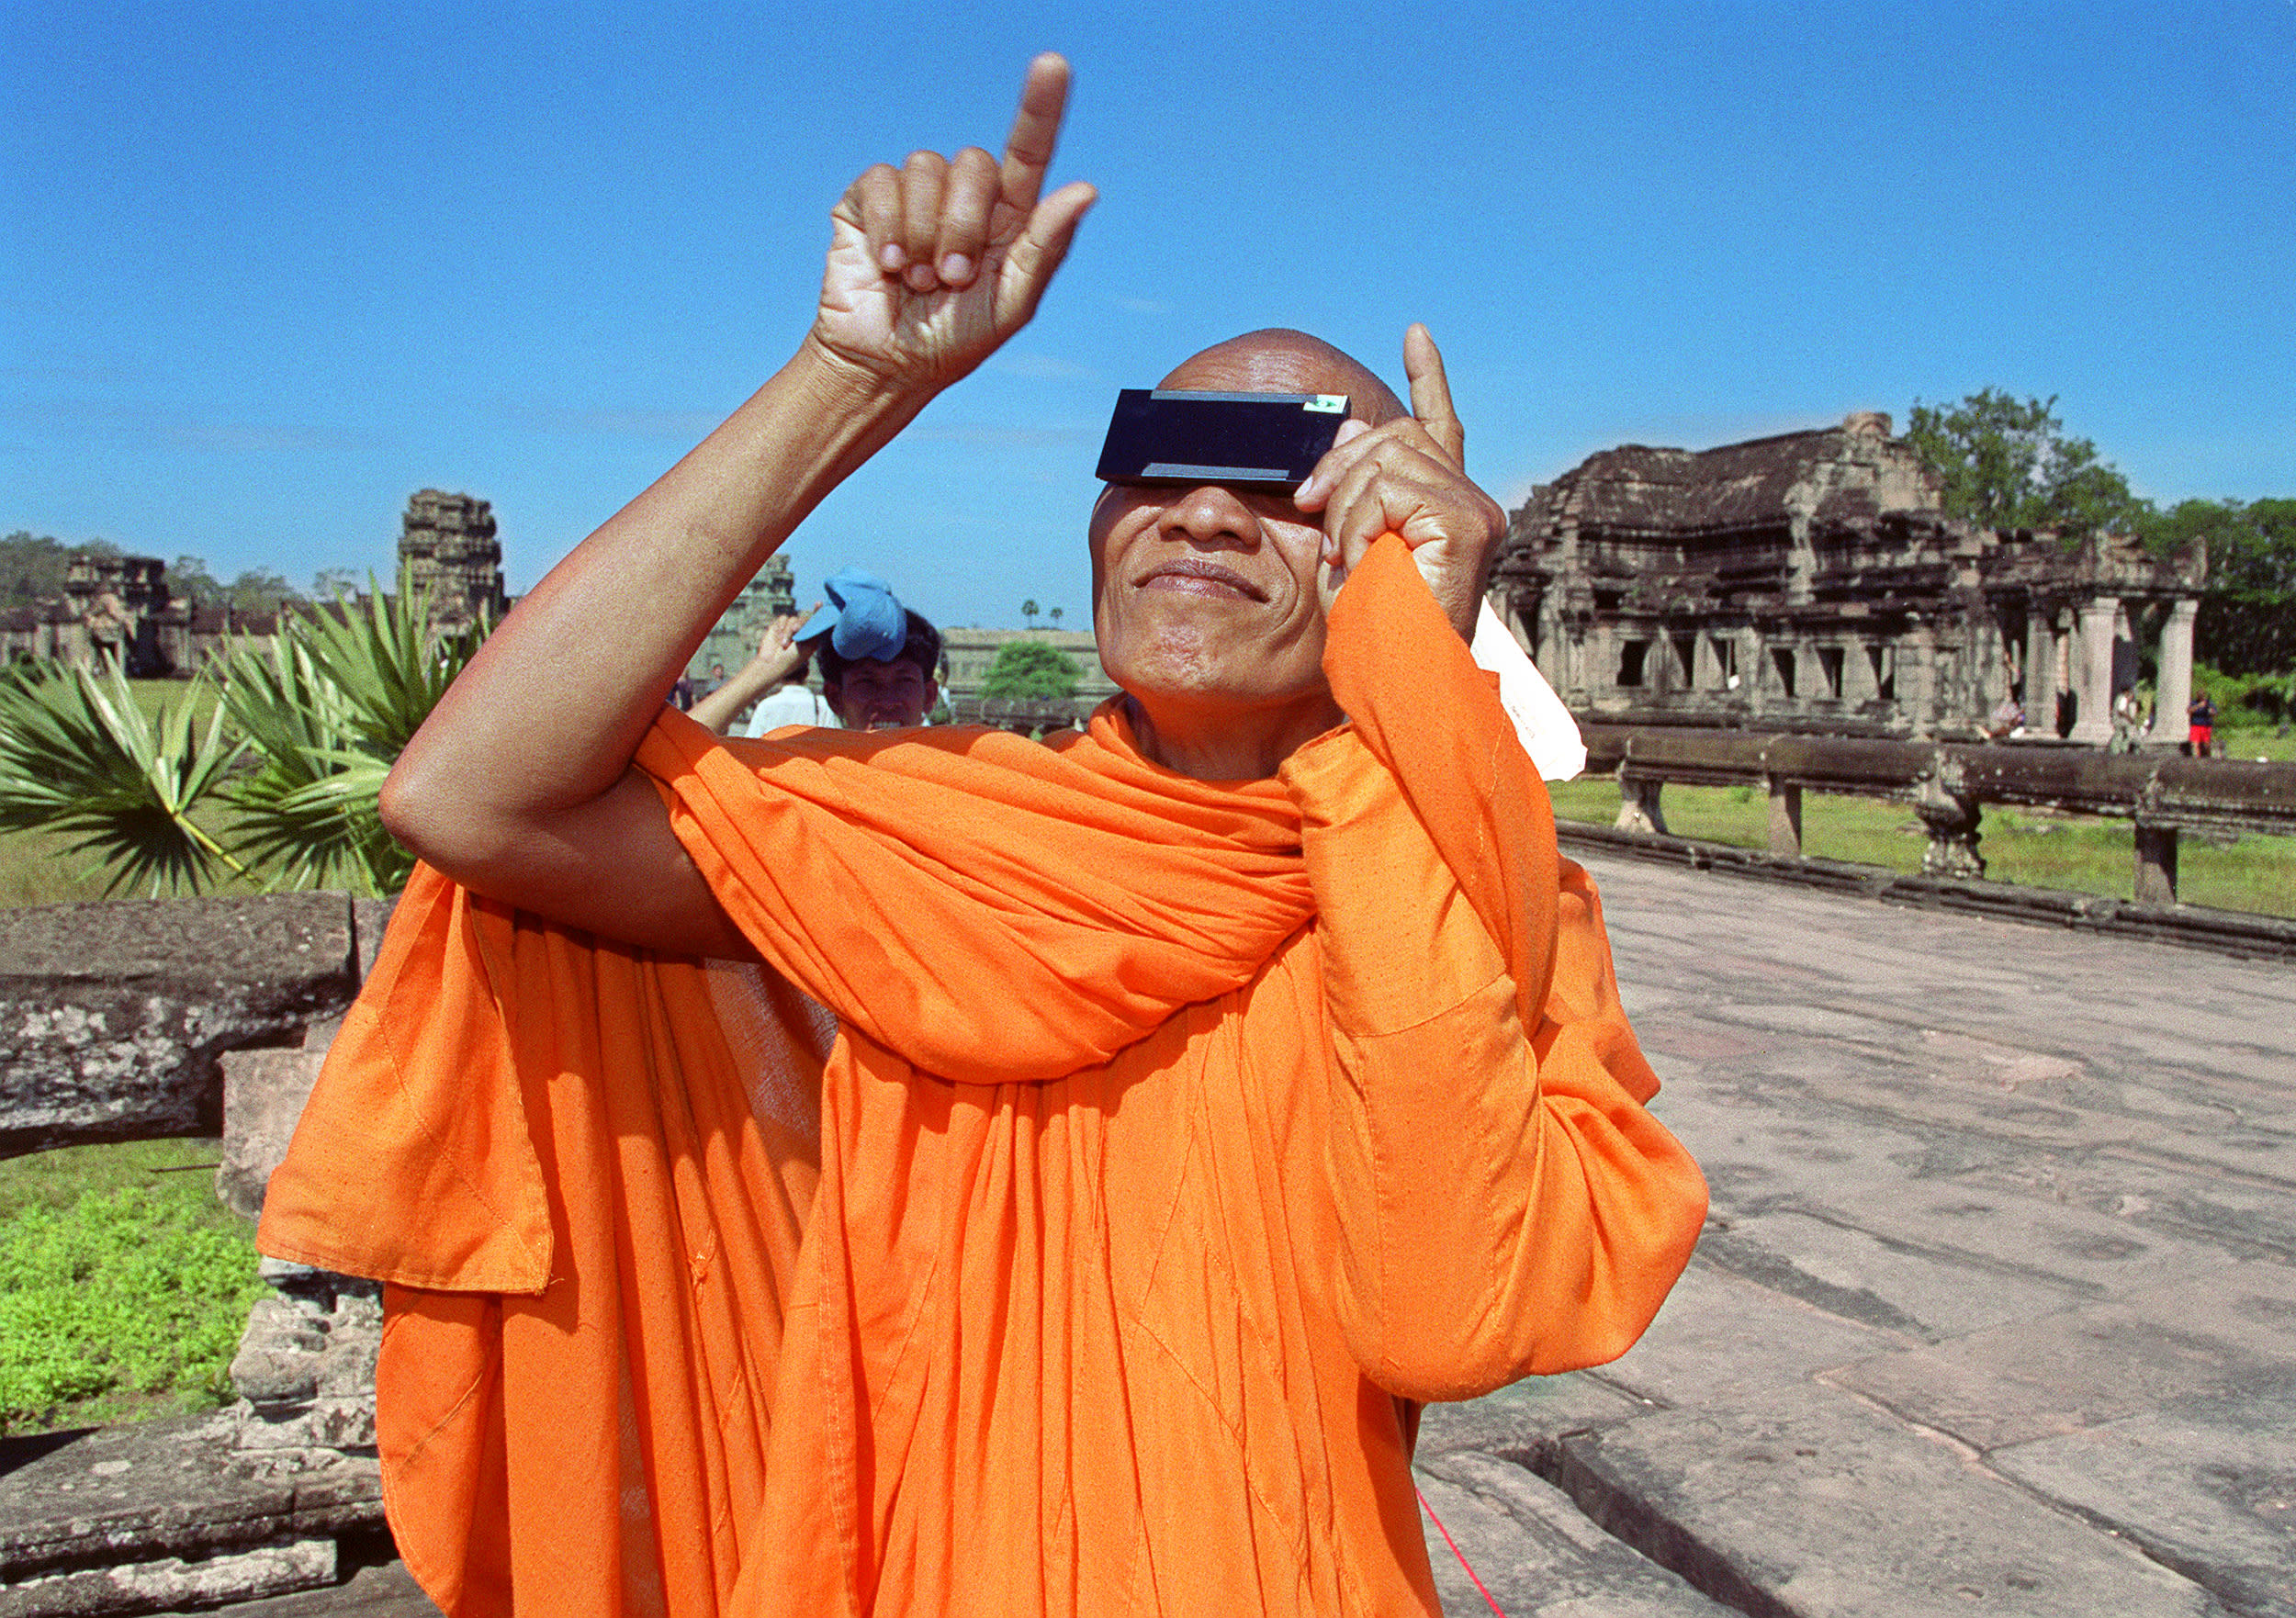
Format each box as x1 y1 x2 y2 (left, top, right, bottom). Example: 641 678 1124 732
260 52 1705 1618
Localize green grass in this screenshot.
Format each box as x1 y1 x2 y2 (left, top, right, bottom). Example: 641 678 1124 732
0 813 264 906
121 676 224 728
0 1138 265 1433
1548 776 2296 919
2212 725 2296 763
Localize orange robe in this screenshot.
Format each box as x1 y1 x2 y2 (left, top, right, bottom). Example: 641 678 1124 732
261 537 1706 1617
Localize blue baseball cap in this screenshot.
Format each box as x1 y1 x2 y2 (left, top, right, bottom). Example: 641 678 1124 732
817 567 907 663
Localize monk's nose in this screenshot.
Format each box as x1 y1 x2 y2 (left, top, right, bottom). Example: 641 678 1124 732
1159 484 1259 548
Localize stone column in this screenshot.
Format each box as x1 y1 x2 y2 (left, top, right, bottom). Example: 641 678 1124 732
2023 611 2054 732
2148 598 2200 748
1902 622 1938 738
2069 597 2120 745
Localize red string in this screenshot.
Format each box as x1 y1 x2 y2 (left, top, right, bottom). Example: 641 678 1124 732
1416 1483 1508 1618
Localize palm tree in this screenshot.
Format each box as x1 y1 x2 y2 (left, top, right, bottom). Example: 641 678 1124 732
0 570 484 897
1021 599 1040 629
1049 606 1064 629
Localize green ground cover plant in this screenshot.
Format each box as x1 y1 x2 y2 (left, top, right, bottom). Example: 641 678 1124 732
0 1139 264 1433
1546 777 2295 919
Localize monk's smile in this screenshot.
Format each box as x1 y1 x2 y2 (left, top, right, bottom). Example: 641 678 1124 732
1134 555 1267 601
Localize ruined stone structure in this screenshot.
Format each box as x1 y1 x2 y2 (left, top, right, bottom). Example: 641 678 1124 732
0 553 197 675
1490 413 2206 745
940 626 1114 724
398 489 505 631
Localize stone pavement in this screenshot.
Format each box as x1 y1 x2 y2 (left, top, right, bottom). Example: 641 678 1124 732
115 854 2294 1617
1411 850 2296 1617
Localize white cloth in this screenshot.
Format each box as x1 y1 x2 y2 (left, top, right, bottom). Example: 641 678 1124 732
742 686 840 736
1470 601 1586 782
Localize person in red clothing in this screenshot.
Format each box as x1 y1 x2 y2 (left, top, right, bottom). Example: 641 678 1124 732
2189 689 2218 757
264 53 1705 1618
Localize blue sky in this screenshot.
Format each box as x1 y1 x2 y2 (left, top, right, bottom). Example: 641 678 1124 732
6 0 2292 632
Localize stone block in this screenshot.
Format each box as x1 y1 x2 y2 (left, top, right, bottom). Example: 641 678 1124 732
1415 1370 1653 1463
1550 1382 2225 1616
216 1034 332 1221
1415 1451 1734 1616
0 893 358 1155
1988 1407 2296 1618
0 1537 334 1618
0 1414 380 1588
1829 1261 2296 1454
1584 1259 1913 1410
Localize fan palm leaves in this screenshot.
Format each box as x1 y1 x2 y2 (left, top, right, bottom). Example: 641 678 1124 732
0 571 485 899
218 576 486 895
0 658 250 898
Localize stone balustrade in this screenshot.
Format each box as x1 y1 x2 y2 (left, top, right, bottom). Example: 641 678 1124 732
1 890 397 1616
1581 723 2296 949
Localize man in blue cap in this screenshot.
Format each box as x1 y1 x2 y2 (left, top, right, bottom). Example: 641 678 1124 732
692 566 943 735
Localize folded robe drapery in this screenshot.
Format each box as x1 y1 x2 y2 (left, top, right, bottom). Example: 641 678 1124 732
260 536 1707 1617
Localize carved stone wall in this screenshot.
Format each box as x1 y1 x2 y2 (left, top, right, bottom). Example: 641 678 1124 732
1490 413 2207 743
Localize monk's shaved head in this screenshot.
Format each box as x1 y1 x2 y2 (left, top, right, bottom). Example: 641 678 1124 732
1156 329 1407 427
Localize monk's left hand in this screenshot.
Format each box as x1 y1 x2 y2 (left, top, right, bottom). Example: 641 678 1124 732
1294 324 1505 641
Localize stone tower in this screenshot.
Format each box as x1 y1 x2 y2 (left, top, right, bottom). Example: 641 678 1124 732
399 490 506 630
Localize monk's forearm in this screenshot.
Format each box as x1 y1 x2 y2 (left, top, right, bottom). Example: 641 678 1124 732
384 343 929 868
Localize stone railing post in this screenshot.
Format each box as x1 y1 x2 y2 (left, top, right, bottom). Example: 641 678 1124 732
1615 770 1670 837
2132 822 2180 905
1766 776 1803 858
1915 760 1986 879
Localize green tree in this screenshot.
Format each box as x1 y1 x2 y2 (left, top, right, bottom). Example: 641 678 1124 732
1904 389 2149 539
981 638 1081 702
2146 497 2296 678
168 555 222 603
223 567 303 615
1048 605 1064 629
1 532 119 609
1020 598 1040 629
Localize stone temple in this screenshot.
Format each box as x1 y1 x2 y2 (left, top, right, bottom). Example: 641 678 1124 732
399 490 507 631
1489 413 2207 746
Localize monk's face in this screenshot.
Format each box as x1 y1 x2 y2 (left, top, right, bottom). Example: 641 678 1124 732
1088 332 1401 744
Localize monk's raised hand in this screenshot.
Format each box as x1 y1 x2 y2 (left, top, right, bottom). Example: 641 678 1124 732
812 53 1097 394
1295 325 1505 640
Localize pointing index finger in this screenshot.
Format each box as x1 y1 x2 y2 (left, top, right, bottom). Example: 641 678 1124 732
1000 53 1072 216
1403 323 1466 466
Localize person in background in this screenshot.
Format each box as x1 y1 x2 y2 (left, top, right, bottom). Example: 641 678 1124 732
688 568 942 736
2110 687 2145 754
2189 689 2218 757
